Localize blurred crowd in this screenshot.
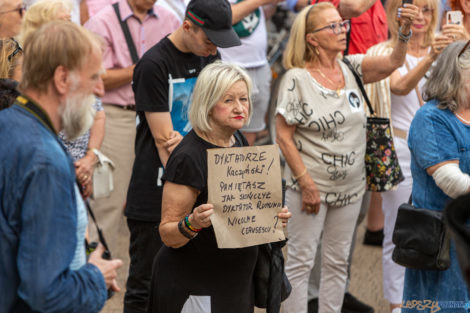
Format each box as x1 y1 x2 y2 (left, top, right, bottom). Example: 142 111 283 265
0 0 469 313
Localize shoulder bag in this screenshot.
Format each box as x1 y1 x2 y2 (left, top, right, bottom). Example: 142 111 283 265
92 149 115 199
392 197 450 271
253 180 291 313
342 57 404 192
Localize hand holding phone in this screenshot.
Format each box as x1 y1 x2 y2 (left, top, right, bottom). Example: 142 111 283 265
447 10 463 25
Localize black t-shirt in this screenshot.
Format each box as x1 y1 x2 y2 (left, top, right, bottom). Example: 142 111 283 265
125 37 219 221
149 130 258 313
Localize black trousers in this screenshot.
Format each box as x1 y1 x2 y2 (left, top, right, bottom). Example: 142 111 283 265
124 219 162 313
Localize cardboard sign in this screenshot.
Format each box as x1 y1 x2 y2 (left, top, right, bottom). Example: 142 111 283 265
207 144 285 249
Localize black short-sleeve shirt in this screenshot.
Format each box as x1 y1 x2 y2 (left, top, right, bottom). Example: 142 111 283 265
149 130 258 313
125 37 219 221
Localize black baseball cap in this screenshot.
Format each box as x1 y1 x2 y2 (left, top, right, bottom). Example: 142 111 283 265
186 0 241 48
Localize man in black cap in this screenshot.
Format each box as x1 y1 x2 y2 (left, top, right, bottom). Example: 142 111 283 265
123 1 240 312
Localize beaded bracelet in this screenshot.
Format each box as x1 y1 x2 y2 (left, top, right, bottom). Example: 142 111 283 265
178 219 196 239
398 26 412 43
185 215 202 232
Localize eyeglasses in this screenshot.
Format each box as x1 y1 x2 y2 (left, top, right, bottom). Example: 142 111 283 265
7 38 22 62
458 40 470 58
418 6 433 17
0 5 26 18
310 20 350 35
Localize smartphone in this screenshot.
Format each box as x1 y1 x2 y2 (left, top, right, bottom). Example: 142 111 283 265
398 0 413 22
447 10 463 25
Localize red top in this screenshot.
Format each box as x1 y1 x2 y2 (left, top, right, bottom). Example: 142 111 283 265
313 0 388 54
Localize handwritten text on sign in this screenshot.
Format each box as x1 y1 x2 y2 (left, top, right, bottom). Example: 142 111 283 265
208 145 285 248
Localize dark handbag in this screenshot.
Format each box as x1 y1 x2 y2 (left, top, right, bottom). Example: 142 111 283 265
254 180 291 313
342 58 404 192
392 200 451 271
445 193 470 286
254 240 292 312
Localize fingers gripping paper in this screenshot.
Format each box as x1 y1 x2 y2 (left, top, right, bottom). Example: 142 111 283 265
208 144 285 249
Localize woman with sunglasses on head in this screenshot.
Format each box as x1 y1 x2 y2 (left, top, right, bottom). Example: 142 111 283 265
0 38 22 110
403 40 470 312
275 2 418 313
365 1 453 312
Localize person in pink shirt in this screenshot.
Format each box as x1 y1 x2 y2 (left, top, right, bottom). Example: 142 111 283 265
86 0 116 17
84 1 179 312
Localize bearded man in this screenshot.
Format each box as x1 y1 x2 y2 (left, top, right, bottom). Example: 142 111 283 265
0 20 122 313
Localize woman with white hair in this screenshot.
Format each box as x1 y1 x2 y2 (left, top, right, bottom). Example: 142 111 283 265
365 0 454 311
403 40 470 312
148 61 291 313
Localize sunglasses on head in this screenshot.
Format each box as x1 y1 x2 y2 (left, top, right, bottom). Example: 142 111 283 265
7 38 22 62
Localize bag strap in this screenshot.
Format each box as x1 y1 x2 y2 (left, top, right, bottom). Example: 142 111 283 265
344 25 352 56
112 2 139 64
404 61 424 107
84 198 111 253
342 57 375 116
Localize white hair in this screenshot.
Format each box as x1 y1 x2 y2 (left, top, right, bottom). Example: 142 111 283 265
189 61 253 133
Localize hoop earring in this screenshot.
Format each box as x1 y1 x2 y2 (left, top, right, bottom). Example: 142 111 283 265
315 46 320 55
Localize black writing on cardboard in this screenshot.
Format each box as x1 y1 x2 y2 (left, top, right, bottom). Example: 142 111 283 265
214 151 267 165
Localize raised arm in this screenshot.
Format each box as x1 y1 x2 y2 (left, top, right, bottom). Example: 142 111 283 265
361 4 419 84
390 35 451 95
338 0 377 19
293 0 375 16
231 0 281 24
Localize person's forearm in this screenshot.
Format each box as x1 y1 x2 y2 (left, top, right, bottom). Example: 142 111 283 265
338 0 377 19
102 66 135 90
390 55 434 96
156 142 170 168
80 0 90 25
362 37 409 84
88 110 105 151
231 0 269 24
159 221 193 248
276 124 308 183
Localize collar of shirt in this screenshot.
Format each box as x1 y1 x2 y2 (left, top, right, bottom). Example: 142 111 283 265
118 0 158 22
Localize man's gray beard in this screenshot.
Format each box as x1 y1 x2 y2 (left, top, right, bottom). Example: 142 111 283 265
61 93 96 141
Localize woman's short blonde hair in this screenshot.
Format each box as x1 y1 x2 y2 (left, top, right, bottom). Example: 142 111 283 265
0 38 23 79
19 0 73 45
283 2 336 69
189 61 253 133
386 0 438 47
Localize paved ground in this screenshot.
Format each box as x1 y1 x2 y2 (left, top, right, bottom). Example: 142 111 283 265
99 216 388 313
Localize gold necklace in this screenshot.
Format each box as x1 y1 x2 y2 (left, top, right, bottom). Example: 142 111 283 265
455 112 470 124
309 67 343 96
